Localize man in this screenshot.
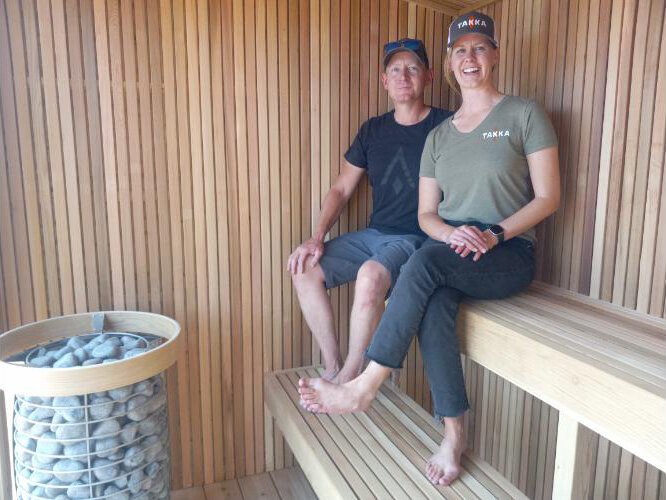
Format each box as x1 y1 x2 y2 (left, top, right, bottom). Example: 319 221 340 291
287 39 452 384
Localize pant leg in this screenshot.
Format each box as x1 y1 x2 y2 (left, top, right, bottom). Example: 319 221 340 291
417 287 470 418
365 237 534 369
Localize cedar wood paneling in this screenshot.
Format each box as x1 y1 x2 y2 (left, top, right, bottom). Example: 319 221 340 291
0 0 664 496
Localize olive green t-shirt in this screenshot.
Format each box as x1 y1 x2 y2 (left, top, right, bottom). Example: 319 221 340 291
420 96 557 243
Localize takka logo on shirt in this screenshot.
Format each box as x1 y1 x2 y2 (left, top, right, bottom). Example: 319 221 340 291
482 129 510 141
458 16 488 29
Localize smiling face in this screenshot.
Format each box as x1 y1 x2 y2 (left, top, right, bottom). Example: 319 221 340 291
382 51 432 104
448 33 498 90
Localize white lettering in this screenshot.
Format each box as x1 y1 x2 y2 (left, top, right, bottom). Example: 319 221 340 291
482 130 510 140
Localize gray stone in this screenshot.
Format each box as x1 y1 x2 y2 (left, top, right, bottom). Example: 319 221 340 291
54 496 69 500
53 459 86 482
14 415 31 431
30 422 51 437
40 397 53 405
15 432 36 451
30 469 55 485
128 469 145 494
137 415 160 437
104 484 130 500
30 355 54 367
31 486 47 498
126 396 149 421
63 441 88 458
55 423 87 441
123 348 148 360
108 385 133 402
92 458 119 482
67 336 87 350
17 467 31 491
24 396 42 404
143 435 163 462
92 340 120 359
93 419 121 437
36 432 63 461
95 436 121 457
82 358 102 366
103 358 119 364
32 455 56 469
45 478 68 498
122 337 143 350
89 395 114 420
120 423 139 444
28 406 55 421
111 402 127 417
122 445 145 469
145 461 160 478
53 352 78 368
73 348 89 364
67 481 91 499
107 451 124 461
114 476 128 489
53 345 73 359
50 413 66 432
132 380 154 398
53 396 84 422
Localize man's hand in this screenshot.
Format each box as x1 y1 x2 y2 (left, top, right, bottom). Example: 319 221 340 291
287 238 325 274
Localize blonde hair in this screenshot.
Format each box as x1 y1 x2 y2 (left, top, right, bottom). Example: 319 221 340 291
444 48 461 96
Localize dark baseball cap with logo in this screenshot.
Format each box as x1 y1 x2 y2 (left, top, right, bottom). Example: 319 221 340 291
447 11 498 48
383 38 430 69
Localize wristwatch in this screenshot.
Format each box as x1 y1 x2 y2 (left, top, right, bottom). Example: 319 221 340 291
488 224 505 244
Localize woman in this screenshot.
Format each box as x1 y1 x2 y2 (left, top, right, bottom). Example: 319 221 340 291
298 10 560 487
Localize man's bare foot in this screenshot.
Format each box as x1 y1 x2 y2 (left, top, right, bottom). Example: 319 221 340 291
330 363 363 384
425 417 466 486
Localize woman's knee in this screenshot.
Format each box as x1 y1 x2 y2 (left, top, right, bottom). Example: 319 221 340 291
355 261 391 305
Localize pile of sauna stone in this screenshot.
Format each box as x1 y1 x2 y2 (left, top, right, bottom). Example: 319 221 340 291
12 333 169 500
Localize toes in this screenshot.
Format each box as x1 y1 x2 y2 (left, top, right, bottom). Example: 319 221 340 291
298 377 311 387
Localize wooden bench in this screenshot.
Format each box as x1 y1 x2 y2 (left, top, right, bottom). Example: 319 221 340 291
265 282 666 499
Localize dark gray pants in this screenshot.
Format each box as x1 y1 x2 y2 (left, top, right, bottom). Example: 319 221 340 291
366 236 535 418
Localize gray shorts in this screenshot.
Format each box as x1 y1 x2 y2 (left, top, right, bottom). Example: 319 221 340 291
319 228 425 290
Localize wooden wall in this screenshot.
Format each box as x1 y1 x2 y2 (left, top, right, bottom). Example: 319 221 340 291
0 0 665 498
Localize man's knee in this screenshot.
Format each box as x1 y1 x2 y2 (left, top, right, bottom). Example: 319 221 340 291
291 264 326 290
354 261 391 306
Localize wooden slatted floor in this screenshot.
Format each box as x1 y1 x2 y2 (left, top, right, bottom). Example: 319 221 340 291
266 366 528 500
171 466 316 500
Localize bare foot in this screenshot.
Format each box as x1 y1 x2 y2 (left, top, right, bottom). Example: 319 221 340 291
330 363 363 384
425 417 466 486
299 365 339 410
298 375 376 414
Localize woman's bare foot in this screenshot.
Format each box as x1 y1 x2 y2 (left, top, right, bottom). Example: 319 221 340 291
425 416 466 486
298 362 391 413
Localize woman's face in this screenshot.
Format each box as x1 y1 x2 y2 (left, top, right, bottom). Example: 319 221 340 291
448 34 498 90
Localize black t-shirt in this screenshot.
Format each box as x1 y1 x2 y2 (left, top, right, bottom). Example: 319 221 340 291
345 107 452 235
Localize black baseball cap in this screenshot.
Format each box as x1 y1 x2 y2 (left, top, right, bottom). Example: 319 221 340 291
447 11 498 48
383 38 430 69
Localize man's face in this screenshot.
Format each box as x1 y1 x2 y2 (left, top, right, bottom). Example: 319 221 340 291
382 51 432 104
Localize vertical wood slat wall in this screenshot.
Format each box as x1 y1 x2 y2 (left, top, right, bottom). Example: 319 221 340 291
0 0 665 497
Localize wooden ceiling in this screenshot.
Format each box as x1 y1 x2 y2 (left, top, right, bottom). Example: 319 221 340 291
410 0 498 16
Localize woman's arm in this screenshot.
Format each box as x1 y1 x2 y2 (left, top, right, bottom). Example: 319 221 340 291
496 146 560 241
418 177 488 251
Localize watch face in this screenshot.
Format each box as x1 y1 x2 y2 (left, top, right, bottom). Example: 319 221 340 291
490 224 503 235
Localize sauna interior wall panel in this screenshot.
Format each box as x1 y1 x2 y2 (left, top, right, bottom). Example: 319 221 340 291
0 0 665 495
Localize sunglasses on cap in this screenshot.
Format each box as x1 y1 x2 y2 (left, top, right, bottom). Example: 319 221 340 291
383 38 429 68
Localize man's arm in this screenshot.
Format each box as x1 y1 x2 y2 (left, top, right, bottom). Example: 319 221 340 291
287 161 365 274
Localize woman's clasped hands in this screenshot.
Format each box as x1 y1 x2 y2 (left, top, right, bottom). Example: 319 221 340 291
444 224 498 262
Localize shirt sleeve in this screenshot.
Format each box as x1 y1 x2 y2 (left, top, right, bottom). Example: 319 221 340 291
522 101 558 155
344 120 369 168
419 128 438 178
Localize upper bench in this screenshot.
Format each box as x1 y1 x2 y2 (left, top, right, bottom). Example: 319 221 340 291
457 282 666 482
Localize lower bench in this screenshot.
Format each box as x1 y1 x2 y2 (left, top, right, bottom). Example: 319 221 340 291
265 366 527 500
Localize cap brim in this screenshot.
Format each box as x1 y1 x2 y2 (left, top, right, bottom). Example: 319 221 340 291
383 48 427 68
447 33 498 48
